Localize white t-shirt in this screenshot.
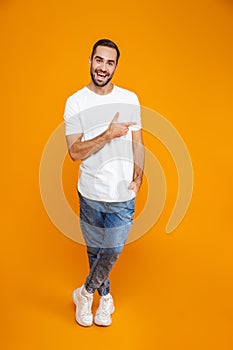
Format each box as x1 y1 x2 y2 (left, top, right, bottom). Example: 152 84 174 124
63 85 142 202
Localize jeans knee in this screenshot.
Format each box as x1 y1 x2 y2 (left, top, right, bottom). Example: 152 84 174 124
87 245 100 256
102 245 124 256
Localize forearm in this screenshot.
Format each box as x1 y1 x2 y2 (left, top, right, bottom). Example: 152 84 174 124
133 142 145 184
128 137 144 195
69 129 112 161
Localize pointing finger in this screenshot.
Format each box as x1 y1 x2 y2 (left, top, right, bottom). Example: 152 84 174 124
122 122 137 127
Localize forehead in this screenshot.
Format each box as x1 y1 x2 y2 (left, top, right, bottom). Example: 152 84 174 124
94 46 117 62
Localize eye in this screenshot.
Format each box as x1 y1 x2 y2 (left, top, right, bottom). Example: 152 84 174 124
96 58 101 63
108 62 113 66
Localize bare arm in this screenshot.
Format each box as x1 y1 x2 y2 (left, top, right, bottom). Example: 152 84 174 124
66 112 136 161
128 129 145 195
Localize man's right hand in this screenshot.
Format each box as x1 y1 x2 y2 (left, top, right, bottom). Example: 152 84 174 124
107 112 136 139
67 112 137 162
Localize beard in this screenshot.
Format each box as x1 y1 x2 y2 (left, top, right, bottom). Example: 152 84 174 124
90 67 115 87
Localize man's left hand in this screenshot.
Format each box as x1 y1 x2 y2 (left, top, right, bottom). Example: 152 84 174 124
128 179 142 196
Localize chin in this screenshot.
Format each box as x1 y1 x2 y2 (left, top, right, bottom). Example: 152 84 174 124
93 79 111 87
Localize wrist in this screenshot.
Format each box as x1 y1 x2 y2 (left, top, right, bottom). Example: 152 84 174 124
133 175 142 184
103 128 113 142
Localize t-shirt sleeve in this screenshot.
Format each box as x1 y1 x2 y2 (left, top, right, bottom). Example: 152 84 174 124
130 93 142 131
63 96 83 135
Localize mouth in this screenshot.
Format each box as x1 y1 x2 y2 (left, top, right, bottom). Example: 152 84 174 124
96 71 108 81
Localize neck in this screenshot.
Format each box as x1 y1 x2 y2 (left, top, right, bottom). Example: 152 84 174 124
87 82 114 95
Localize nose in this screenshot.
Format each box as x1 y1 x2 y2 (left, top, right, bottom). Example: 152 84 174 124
100 61 107 72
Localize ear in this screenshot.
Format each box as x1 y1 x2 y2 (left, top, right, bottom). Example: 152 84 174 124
88 56 92 66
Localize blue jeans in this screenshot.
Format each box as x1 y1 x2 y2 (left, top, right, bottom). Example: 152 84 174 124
79 192 135 296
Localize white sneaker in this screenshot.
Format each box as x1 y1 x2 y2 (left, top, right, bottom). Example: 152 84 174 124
94 294 115 326
72 285 94 326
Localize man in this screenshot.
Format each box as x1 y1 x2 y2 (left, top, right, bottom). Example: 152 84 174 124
63 39 144 327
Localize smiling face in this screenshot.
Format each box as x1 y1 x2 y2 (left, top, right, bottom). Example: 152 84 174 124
89 45 118 87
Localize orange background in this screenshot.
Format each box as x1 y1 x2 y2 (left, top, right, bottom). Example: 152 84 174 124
1 0 233 349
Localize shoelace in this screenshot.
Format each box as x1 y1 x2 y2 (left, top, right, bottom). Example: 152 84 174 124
80 296 92 316
98 297 111 316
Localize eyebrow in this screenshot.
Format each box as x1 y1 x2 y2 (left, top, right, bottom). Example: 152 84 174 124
94 55 116 63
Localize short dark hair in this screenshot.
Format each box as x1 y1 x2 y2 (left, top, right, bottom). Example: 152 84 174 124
91 39 120 64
